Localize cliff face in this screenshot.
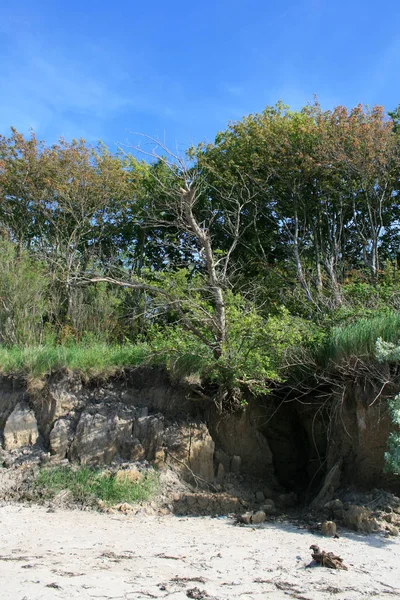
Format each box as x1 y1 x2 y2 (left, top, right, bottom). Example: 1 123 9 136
0 368 397 495
326 383 398 490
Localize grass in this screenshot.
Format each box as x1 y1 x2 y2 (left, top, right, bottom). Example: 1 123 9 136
0 342 152 380
34 466 159 506
315 311 400 367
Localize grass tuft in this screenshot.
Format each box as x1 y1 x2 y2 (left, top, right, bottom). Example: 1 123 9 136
34 466 158 506
316 311 400 367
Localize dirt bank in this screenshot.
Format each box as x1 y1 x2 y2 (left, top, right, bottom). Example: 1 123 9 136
1 503 400 600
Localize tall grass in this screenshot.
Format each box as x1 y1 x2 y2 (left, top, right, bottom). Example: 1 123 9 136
0 342 151 379
316 311 400 367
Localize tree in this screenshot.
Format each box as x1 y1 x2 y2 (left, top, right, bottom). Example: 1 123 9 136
195 101 400 311
84 138 312 404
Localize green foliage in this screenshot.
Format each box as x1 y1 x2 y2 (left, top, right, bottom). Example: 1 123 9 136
0 241 49 346
374 339 400 474
383 394 400 475
34 466 158 506
0 342 150 379
315 312 400 367
148 294 320 395
376 338 400 362
0 105 400 408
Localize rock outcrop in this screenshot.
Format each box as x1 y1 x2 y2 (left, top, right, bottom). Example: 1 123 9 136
3 403 39 450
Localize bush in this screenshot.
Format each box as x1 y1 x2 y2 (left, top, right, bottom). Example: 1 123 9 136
148 295 321 395
0 241 49 346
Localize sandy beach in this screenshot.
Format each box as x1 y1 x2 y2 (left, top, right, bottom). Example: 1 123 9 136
1 504 400 599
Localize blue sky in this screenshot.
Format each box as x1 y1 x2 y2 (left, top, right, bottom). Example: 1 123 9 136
1 0 400 151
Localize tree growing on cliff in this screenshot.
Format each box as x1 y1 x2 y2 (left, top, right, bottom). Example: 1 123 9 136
85 139 313 405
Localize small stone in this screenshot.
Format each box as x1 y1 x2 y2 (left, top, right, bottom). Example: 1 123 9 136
262 499 276 514
321 521 337 537
39 452 51 466
251 510 266 524
255 491 265 503
384 513 395 523
324 498 343 511
238 511 253 524
385 525 399 537
113 502 134 513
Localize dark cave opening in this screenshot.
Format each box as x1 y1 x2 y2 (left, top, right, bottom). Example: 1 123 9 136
260 399 327 494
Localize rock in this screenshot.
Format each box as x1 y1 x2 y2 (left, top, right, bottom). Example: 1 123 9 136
187 425 215 481
154 448 165 468
113 502 135 514
251 510 266 524
344 505 380 533
215 448 230 472
3 403 39 450
130 440 145 461
230 455 241 474
278 492 297 508
263 486 274 499
39 452 51 466
262 499 276 514
383 513 395 523
49 418 71 458
53 489 74 505
236 511 253 524
311 463 341 509
133 415 164 461
324 498 343 509
69 412 132 465
385 525 399 537
324 498 344 520
164 423 215 482
255 491 265 503
175 493 243 516
321 521 337 537
34 373 83 436
115 469 142 484
235 510 266 525
217 462 225 481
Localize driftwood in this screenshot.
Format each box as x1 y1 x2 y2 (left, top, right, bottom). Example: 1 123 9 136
310 545 348 570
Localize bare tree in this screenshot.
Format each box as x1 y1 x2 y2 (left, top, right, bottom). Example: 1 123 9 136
84 135 256 360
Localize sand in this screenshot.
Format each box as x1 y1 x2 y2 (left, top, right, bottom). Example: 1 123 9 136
1 503 400 599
